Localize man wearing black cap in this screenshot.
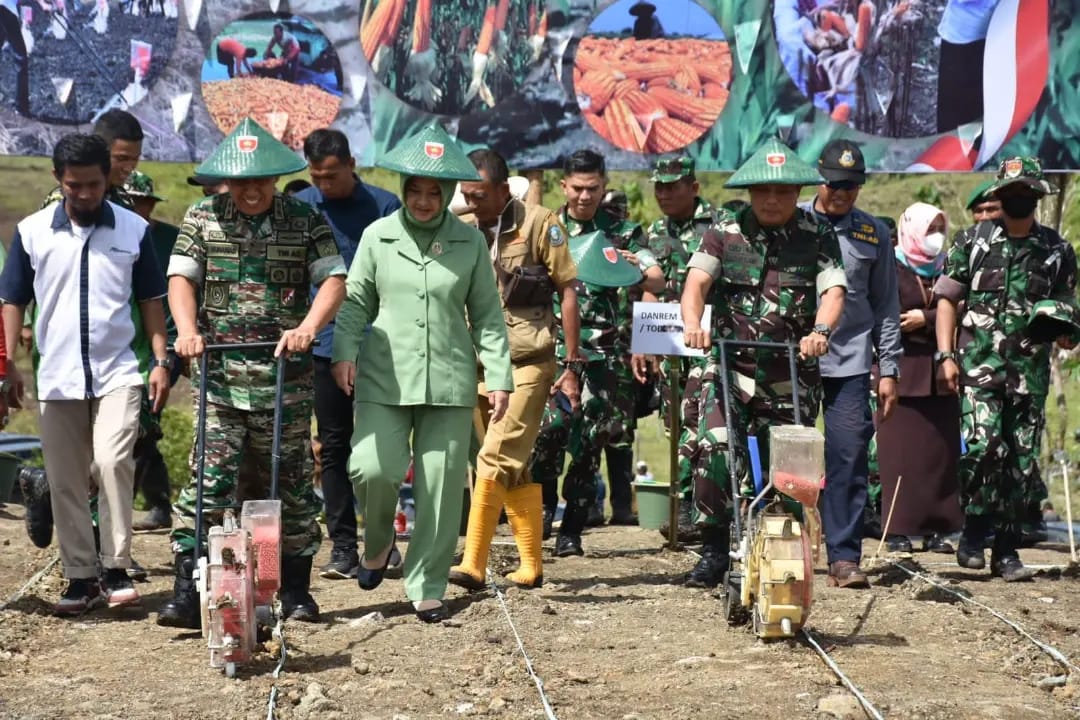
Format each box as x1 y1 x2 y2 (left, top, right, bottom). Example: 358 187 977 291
629 1 664 40
803 139 901 589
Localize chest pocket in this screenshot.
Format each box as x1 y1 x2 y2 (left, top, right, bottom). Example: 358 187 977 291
205 241 241 282
842 239 877 296
1020 249 1055 300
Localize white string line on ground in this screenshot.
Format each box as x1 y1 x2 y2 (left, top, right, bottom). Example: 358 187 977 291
0 554 60 612
803 628 886 720
265 615 288 720
888 561 1080 675
486 570 558 720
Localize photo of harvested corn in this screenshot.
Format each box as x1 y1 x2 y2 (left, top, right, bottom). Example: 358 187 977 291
360 0 545 115
773 0 946 138
201 12 343 150
573 0 731 154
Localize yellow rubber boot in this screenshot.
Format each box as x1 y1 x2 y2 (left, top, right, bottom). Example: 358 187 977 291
504 483 544 588
448 477 506 592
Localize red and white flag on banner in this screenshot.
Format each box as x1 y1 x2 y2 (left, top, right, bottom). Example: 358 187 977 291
130 40 153 79
908 0 1049 171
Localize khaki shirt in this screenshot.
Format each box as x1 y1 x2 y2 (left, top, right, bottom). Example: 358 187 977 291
477 199 576 363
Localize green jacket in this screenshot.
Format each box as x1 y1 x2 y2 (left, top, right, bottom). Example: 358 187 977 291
332 209 513 406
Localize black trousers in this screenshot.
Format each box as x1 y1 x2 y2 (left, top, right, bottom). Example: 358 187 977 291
937 38 985 133
0 7 30 115
314 357 357 551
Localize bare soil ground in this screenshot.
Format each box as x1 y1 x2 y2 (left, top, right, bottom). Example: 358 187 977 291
0 504 1078 720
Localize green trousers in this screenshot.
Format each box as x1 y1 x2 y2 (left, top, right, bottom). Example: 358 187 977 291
349 402 473 602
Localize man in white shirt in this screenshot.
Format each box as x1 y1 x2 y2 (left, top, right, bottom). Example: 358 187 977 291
0 134 170 616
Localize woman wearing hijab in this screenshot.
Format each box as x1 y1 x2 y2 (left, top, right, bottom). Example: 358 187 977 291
875 202 963 553
331 125 513 622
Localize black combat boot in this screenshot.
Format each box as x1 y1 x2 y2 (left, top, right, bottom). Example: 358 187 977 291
956 514 989 570
658 497 699 543
280 556 320 621
18 467 53 549
990 528 1034 582
542 506 555 541
157 552 201 629
685 525 729 588
555 503 587 557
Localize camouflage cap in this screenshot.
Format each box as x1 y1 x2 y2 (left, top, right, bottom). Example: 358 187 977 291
651 156 695 183
990 156 1058 196
965 179 997 210
601 189 629 222
569 230 643 288
123 170 165 201
1026 299 1080 344
725 138 824 188
195 117 306 179
377 124 481 182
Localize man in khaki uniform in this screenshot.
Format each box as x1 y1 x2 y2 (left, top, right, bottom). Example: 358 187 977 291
449 148 582 589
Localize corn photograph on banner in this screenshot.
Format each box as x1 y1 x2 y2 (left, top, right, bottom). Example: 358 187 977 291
0 0 1077 171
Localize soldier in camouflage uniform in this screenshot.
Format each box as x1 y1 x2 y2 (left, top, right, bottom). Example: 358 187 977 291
681 139 847 587
637 156 724 541
528 149 663 556
934 156 1080 581
157 118 347 627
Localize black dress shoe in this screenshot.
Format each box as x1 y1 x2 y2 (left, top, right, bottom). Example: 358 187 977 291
586 504 605 527
956 542 986 569
415 602 447 623
554 533 584 557
886 534 913 553
990 554 1035 582
922 534 954 554
608 509 639 526
357 542 396 591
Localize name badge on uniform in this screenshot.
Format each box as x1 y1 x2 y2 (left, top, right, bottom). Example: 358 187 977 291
850 223 879 245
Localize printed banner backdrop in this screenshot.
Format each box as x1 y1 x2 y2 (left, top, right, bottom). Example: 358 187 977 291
1 0 1078 171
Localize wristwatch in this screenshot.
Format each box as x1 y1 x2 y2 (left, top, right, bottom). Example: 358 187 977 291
933 351 957 364
151 357 172 369
811 323 832 339
561 358 585 373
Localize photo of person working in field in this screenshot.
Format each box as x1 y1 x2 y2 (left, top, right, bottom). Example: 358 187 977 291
574 0 731 154
201 12 344 151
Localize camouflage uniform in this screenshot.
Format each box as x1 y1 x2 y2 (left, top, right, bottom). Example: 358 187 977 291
934 213 1079 533
167 192 346 558
645 197 722 500
690 206 846 526
529 207 655 517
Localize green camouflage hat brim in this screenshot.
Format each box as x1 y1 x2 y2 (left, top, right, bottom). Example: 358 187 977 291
651 156 695 183
991 175 1057 196
195 117 306 179
1026 299 1080 344
989 156 1058 196
725 138 824 188
965 179 997 209
123 170 165 201
377 124 481 182
569 230 643 288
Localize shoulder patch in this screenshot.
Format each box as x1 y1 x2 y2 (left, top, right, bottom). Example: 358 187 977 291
548 224 565 246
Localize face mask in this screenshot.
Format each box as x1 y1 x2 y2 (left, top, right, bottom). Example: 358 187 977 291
1000 194 1038 219
923 231 945 256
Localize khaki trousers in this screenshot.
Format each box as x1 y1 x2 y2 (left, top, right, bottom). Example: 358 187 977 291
475 358 557 489
38 385 142 578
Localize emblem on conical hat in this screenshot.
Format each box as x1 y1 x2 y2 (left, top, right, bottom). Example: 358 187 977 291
569 231 642 288
725 138 824 188
377 124 481 181
195 117 306 179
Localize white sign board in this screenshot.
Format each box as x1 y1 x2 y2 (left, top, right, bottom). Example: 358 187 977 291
630 302 711 357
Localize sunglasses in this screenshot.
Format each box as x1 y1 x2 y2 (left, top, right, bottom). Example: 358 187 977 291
825 180 861 191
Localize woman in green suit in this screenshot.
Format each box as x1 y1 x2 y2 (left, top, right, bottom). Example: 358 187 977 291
331 125 513 622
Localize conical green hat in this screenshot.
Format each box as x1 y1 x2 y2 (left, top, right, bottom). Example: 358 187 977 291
569 231 643 288
377 124 481 181
195 117 307 179
725 138 824 188
1027 299 1080 343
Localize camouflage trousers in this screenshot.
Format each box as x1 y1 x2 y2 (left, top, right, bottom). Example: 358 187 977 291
675 359 706 501
607 356 639 449
171 400 322 558
959 387 1045 530
866 391 881 520
529 359 628 510
693 356 820 527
